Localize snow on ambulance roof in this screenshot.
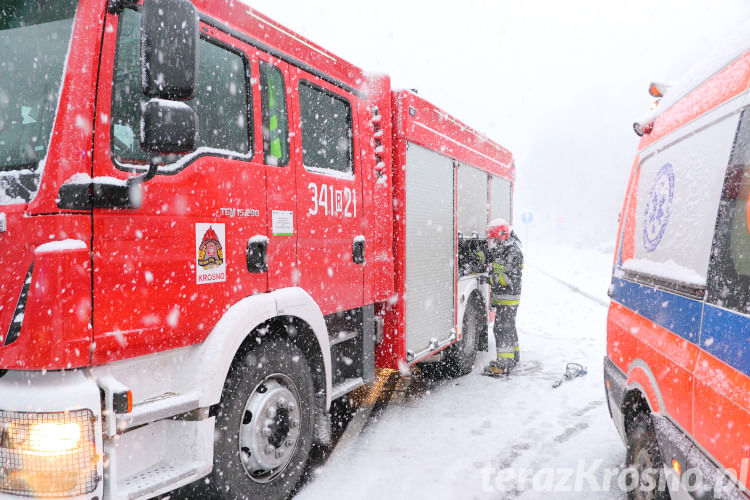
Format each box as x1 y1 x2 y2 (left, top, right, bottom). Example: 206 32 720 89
639 19 750 127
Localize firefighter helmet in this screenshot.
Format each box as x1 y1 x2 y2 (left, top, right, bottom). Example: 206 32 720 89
486 218 511 241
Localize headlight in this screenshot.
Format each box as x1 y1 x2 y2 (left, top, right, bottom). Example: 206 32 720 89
18 422 82 456
0 409 98 497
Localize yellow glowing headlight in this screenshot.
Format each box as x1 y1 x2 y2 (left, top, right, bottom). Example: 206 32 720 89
10 421 82 456
28 422 81 455
1 409 98 497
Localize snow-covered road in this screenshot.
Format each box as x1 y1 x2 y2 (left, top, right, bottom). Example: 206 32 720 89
296 245 628 500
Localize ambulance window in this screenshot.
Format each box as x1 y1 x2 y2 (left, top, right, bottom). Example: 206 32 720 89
111 9 252 165
298 81 353 175
707 110 750 313
259 61 289 167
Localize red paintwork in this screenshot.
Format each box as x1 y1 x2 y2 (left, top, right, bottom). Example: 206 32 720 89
614 156 640 266
1 1 511 379
607 302 697 432
288 67 365 315
391 91 514 179
0 0 104 369
377 91 514 370
378 137 409 369
25 0 105 216
694 352 750 491
0 214 91 369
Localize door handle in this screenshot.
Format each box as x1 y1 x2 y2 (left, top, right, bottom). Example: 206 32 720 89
247 238 268 273
353 237 365 264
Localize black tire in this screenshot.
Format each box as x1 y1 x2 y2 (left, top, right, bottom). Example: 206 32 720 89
421 299 481 378
207 338 315 500
626 413 671 500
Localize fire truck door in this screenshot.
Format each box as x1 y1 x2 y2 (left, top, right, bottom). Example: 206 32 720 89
291 69 365 314
257 56 297 291
90 10 267 363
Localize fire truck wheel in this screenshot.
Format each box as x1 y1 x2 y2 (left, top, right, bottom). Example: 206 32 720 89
422 300 481 379
626 413 671 500
449 300 481 376
209 338 315 500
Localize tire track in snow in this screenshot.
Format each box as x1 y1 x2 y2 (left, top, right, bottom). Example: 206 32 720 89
529 263 609 308
487 399 605 490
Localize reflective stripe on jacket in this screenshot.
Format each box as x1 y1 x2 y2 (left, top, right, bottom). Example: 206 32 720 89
488 234 523 306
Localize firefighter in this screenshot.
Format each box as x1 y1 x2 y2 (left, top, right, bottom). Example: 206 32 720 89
484 218 523 376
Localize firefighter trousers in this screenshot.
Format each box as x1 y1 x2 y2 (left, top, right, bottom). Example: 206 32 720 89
493 305 519 365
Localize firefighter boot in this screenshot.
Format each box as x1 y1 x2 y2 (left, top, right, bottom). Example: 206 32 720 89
483 359 513 377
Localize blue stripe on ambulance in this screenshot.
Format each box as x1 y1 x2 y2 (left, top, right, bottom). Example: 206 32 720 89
610 277 700 343
611 277 750 377
701 305 750 377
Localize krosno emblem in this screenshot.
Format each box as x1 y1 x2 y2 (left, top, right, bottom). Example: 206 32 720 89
195 223 226 284
643 163 675 252
198 226 224 269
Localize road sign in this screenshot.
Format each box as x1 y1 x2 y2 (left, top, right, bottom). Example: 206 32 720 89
521 212 534 224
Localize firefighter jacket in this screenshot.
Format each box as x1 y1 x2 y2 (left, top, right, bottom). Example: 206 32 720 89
487 233 523 307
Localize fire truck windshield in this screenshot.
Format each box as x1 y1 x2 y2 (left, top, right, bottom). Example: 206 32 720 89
0 0 77 204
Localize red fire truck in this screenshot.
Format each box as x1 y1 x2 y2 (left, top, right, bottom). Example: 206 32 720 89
0 1 514 499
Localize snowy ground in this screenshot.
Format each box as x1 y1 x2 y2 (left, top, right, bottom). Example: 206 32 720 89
295 245 628 500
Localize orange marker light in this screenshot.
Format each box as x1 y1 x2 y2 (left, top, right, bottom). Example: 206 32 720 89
672 458 681 476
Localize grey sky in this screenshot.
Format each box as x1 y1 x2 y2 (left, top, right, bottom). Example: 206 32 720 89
243 0 750 246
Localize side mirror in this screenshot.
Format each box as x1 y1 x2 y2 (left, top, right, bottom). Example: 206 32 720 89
141 0 199 100
141 99 198 154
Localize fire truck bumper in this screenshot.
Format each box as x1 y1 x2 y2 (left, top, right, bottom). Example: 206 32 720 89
0 370 103 500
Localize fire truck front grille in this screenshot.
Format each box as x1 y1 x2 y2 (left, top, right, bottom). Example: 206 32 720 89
0 409 98 497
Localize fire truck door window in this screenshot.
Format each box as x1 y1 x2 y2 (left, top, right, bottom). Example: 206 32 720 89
259 61 289 167
298 81 353 175
111 9 252 165
707 109 750 313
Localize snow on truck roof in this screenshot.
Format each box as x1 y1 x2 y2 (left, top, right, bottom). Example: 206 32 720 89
195 2 513 178
195 1 372 96
393 90 515 180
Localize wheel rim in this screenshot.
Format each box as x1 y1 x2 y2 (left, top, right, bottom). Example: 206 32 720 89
238 373 302 483
633 446 657 500
462 306 477 356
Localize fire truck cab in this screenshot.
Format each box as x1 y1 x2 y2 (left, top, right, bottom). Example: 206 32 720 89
605 35 750 500
0 1 513 499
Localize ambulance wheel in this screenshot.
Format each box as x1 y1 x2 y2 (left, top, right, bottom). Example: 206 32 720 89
626 413 671 500
441 300 482 377
209 338 315 500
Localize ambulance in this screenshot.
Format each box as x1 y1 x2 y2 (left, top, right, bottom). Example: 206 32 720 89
604 29 750 500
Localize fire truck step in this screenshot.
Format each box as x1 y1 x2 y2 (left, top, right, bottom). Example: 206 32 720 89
331 377 365 401
116 392 200 432
119 461 204 500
